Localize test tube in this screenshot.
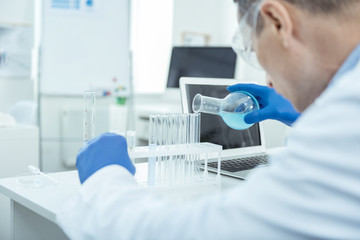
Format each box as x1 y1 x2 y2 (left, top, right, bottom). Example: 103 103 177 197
178 114 187 182
127 130 136 152
156 115 163 184
148 116 157 186
173 114 181 183
189 114 196 179
184 114 191 180
83 91 96 143
161 115 168 183
165 114 174 184
170 114 179 184
194 113 201 143
127 130 136 163
193 113 201 176
149 116 157 146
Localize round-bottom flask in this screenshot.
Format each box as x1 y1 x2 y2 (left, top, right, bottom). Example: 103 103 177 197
192 91 260 130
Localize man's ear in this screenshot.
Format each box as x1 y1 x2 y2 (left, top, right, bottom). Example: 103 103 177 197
260 0 294 48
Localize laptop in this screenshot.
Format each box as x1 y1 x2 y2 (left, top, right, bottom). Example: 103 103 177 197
180 77 269 180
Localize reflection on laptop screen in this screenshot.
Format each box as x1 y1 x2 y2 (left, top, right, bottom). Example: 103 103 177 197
186 84 261 150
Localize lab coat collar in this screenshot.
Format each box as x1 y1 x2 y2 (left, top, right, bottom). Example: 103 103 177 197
330 43 360 86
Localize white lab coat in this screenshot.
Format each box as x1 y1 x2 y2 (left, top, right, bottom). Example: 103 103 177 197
57 60 360 239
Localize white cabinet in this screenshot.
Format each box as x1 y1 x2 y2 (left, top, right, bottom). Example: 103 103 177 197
0 125 39 240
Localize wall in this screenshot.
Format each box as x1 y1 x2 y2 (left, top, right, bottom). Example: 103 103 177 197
172 0 265 83
172 0 237 46
0 0 35 113
0 0 34 24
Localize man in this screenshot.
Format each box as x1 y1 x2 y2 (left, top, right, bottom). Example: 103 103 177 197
57 0 360 239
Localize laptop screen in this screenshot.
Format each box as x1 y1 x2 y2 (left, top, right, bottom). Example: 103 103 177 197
185 84 261 150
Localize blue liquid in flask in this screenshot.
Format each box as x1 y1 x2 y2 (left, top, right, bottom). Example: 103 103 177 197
219 111 252 130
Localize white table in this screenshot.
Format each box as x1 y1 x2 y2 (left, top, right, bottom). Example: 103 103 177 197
0 163 242 240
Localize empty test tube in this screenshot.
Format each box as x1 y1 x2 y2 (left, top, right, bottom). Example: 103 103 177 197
189 114 196 178
165 114 174 183
177 114 187 182
156 115 163 184
172 114 181 182
148 116 157 186
193 113 201 175
83 91 96 143
127 130 136 163
184 114 191 180
126 130 136 152
170 114 179 183
194 113 201 143
184 113 201 180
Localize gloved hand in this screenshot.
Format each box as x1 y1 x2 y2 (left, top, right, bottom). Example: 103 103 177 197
76 132 136 184
227 84 300 126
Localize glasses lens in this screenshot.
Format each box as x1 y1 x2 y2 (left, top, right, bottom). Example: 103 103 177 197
232 2 264 71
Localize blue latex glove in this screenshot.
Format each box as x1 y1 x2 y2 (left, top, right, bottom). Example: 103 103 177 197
76 132 136 184
227 84 300 126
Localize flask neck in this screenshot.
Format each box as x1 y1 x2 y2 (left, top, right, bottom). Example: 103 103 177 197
192 94 222 115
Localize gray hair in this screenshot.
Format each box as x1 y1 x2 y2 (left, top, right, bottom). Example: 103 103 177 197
234 0 360 35
235 0 360 15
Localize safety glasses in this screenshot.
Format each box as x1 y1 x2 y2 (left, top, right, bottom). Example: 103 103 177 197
232 1 264 70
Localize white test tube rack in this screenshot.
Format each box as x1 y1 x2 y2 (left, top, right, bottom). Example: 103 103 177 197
129 142 222 189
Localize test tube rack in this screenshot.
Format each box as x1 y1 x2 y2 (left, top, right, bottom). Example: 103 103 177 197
129 142 222 190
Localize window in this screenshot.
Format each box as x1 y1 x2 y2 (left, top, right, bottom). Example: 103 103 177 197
131 0 174 93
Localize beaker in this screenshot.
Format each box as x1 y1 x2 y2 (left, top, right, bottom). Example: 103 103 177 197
192 91 259 130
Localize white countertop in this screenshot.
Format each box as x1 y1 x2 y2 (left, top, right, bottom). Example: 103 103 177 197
0 163 243 224
0 171 80 223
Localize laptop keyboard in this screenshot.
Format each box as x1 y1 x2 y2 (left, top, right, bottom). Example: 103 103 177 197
207 155 269 173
